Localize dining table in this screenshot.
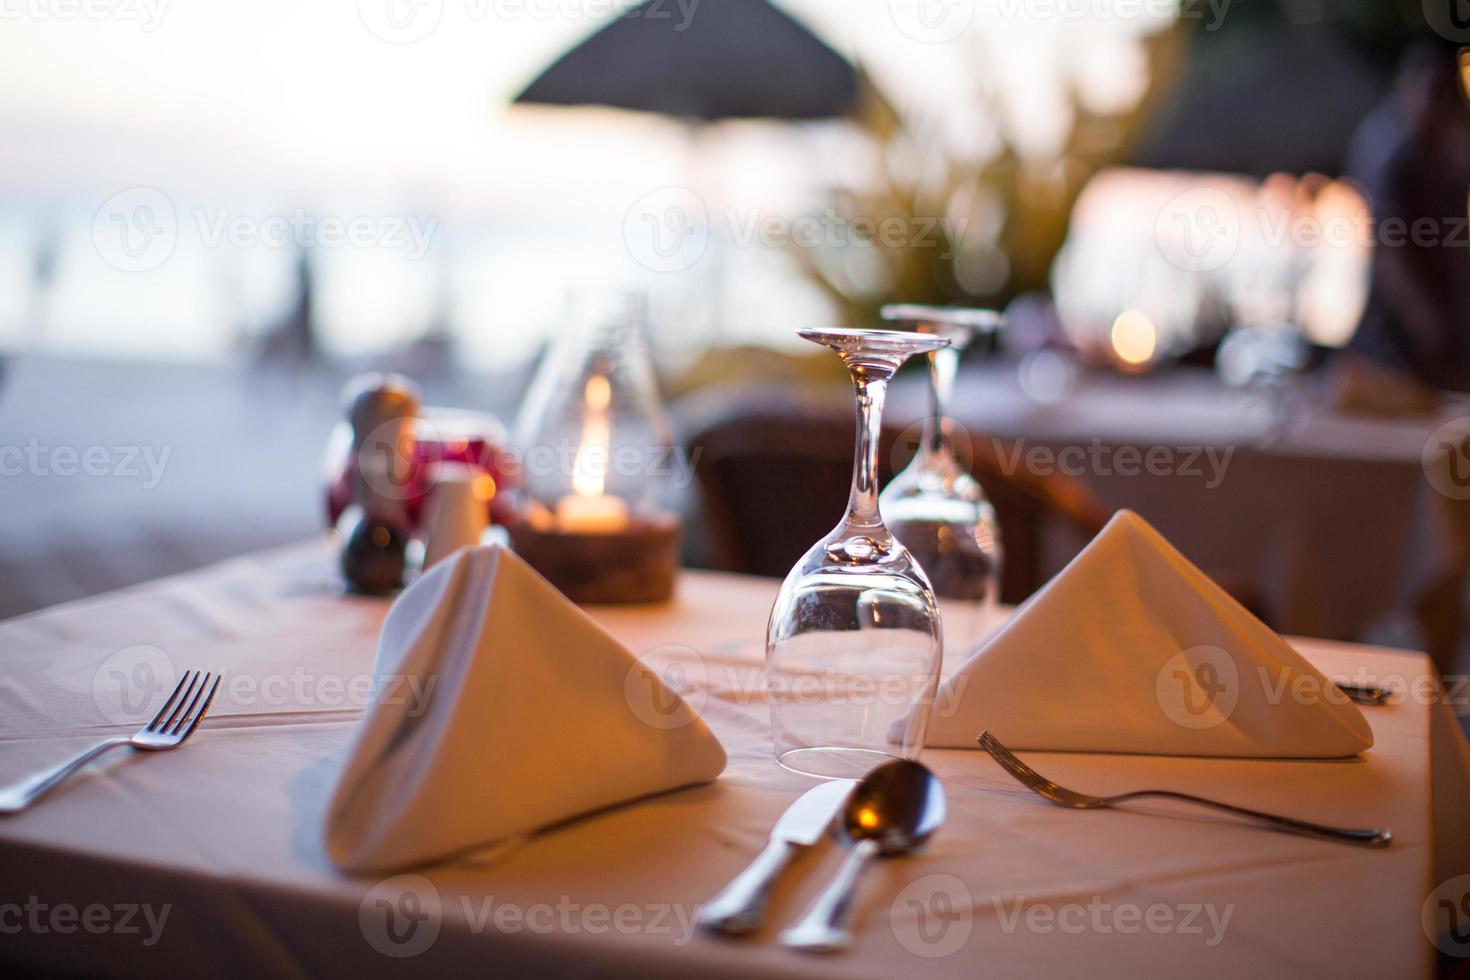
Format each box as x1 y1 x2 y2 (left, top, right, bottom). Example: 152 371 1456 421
2 540 1468 978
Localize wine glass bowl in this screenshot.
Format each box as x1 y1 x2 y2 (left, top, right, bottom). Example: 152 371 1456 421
766 327 951 780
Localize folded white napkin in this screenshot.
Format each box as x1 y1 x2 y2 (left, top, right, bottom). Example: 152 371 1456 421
926 510 1373 758
325 545 726 873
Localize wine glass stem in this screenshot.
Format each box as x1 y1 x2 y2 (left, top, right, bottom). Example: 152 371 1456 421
920 346 958 470
845 373 889 529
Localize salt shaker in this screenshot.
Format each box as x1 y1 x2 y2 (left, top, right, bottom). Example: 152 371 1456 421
420 461 493 569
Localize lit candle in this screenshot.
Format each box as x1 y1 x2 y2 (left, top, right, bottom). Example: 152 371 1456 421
555 492 629 533
556 374 630 534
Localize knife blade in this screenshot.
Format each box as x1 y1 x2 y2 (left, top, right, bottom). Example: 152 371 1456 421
697 779 854 935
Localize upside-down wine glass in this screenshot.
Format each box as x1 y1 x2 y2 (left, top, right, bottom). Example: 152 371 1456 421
878 305 1004 612
766 327 951 779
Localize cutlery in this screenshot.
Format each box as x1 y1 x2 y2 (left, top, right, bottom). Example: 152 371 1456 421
698 778 853 935
977 731 1391 847
781 760 946 952
0 670 221 814
1332 681 1390 706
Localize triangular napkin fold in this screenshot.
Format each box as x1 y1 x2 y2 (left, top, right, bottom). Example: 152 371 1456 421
325 545 726 873
927 510 1373 758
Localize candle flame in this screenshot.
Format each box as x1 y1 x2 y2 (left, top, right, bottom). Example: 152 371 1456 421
584 374 611 412
571 375 613 497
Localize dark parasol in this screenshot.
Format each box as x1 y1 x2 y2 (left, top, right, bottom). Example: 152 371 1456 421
513 0 856 122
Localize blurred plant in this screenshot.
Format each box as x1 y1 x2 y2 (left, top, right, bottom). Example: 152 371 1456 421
790 26 1190 329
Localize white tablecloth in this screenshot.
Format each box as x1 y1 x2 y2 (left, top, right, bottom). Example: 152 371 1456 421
1 542 1467 978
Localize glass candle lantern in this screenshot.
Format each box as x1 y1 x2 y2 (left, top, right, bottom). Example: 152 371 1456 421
507 290 680 603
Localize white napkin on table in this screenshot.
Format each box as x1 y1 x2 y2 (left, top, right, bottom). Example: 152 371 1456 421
324 545 726 873
926 510 1374 758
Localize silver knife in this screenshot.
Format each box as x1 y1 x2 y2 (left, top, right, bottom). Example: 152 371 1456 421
698 779 854 935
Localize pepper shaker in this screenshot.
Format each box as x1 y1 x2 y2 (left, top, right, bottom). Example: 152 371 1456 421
337 373 421 595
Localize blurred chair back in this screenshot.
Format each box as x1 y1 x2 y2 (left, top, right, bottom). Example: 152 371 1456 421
680 387 1108 604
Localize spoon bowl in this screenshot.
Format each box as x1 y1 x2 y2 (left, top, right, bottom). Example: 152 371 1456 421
841 758 946 855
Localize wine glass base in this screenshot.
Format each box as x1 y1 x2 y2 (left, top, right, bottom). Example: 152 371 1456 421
776 746 907 780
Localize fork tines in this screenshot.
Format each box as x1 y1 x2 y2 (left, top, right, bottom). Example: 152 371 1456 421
148 670 221 738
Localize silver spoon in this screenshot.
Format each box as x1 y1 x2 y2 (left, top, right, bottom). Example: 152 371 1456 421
780 759 946 952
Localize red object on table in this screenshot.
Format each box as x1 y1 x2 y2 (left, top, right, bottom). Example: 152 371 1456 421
324 411 518 532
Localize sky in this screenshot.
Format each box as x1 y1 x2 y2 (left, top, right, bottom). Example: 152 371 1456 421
0 0 1170 191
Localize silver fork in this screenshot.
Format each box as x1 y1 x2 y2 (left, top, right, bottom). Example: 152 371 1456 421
0 670 221 814
977 731 1391 847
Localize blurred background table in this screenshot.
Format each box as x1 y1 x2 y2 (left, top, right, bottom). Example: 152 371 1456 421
888 362 1470 669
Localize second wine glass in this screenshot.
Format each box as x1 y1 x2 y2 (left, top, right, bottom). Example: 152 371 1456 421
879 305 1004 607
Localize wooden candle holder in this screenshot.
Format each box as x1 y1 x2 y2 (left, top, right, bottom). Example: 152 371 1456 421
508 514 680 603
